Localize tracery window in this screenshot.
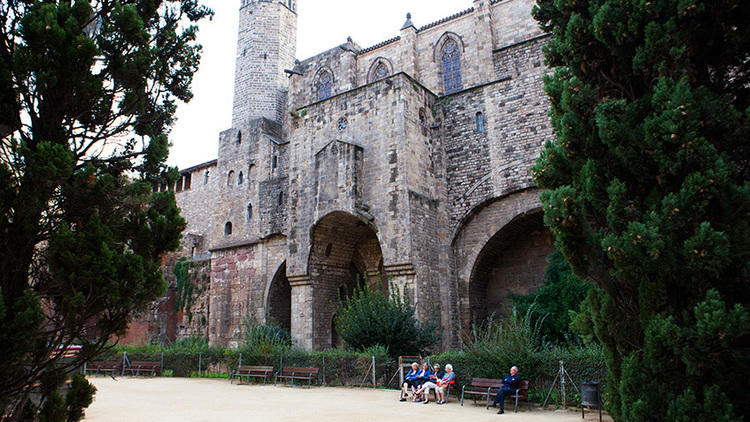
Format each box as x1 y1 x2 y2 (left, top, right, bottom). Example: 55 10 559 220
316 70 332 101
374 63 388 80
441 39 462 94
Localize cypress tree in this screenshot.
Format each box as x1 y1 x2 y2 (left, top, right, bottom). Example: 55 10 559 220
0 1 211 419
531 0 749 420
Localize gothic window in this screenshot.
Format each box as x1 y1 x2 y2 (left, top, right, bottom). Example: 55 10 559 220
476 112 484 132
227 170 234 187
237 131 242 144
441 39 462 93
238 171 244 185
316 70 332 101
224 222 232 236
278 191 284 205
374 63 388 80
204 170 210 184
247 203 253 222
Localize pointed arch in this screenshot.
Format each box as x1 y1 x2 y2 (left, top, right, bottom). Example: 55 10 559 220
433 32 465 94
367 57 393 83
313 67 334 101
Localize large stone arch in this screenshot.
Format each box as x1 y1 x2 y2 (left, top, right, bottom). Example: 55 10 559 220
265 261 291 334
452 188 553 333
307 211 385 349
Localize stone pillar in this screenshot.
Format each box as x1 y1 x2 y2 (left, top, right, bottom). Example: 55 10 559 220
399 14 418 79
288 274 314 350
473 0 496 84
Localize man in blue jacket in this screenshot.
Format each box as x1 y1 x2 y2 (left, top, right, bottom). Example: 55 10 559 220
492 366 519 414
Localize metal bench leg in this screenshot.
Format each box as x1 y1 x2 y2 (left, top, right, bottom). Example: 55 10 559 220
460 390 464 406
514 395 519 413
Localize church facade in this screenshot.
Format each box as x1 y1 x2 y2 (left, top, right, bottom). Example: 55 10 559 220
158 0 554 350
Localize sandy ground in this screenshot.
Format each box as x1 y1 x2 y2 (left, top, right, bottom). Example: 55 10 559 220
83 377 611 422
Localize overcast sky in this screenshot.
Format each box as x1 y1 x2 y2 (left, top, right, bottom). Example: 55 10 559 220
167 0 474 169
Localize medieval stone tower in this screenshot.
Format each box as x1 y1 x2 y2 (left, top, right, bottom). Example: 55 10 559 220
232 0 297 127
155 0 556 351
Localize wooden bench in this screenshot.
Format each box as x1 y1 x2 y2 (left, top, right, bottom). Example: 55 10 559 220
274 366 319 387
230 365 274 384
126 361 161 376
498 380 530 412
461 378 504 408
85 361 122 376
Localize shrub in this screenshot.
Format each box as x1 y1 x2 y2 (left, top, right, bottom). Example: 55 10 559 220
242 318 291 356
335 283 437 357
509 251 591 344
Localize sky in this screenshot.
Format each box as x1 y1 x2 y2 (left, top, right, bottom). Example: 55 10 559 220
167 0 474 169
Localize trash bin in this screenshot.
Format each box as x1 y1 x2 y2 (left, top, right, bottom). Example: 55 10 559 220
581 382 601 421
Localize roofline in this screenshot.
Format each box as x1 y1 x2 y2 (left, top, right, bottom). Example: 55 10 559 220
180 159 217 174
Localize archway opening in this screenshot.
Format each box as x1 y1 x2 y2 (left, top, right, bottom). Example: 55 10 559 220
308 211 386 349
267 262 291 334
468 211 554 324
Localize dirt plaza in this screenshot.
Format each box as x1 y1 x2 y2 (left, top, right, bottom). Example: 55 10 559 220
83 377 612 422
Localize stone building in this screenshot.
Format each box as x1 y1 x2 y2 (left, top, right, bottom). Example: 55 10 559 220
157 0 554 350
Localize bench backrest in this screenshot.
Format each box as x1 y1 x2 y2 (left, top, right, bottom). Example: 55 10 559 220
238 365 273 372
281 367 319 375
129 361 161 368
90 361 121 368
471 378 504 389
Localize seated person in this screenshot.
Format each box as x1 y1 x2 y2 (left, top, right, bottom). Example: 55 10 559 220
435 364 455 404
400 362 419 401
415 363 444 404
412 362 432 402
492 366 520 414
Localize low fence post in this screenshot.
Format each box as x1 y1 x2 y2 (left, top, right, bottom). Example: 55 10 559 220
198 352 202 377
161 352 164 374
372 356 376 387
122 352 127 376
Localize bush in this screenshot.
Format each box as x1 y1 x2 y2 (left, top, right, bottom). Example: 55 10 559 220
509 251 591 344
242 319 291 356
335 283 438 357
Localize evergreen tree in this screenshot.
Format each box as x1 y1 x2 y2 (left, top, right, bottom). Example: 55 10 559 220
531 0 749 420
335 283 438 357
0 1 210 419
510 250 591 344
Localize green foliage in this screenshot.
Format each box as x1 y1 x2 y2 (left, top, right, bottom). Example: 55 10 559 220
335 283 438 357
173 258 210 324
510 251 592 344
532 0 750 419
429 311 606 404
0 1 212 419
242 319 291 356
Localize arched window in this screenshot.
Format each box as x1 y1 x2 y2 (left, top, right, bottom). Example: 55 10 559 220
238 171 244 185
247 203 253 222
227 170 234 187
476 112 484 132
224 222 232 236
237 131 242 144
315 70 332 101
204 170 210 184
278 191 284 205
441 39 462 93
374 63 389 79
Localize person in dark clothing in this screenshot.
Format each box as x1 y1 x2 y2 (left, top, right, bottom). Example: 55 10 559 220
413 362 432 402
400 362 420 401
416 363 444 404
492 366 519 414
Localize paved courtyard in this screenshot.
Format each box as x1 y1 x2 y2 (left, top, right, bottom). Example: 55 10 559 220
83 377 611 422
